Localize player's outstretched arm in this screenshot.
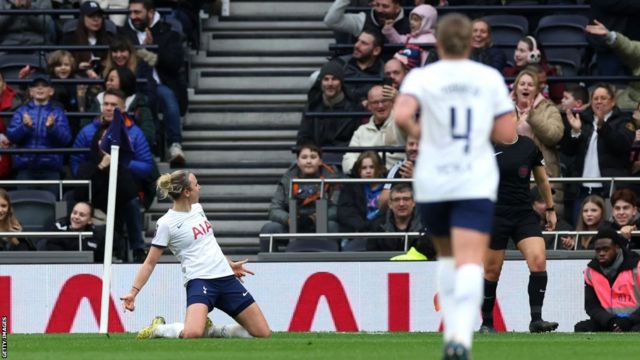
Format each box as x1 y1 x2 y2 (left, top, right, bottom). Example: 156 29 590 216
120 246 164 312
393 94 420 140
228 258 255 283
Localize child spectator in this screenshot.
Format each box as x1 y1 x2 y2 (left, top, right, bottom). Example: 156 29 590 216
562 195 607 250
45 201 105 262
381 4 437 44
338 151 387 251
259 143 340 252
7 73 72 187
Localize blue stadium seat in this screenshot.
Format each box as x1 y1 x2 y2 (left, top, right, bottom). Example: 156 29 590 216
0 53 46 79
536 14 589 75
8 190 56 232
484 15 529 44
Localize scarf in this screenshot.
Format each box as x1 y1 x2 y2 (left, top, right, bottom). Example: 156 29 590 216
323 91 344 109
600 249 624 281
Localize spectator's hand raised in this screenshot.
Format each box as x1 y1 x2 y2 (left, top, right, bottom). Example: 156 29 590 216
565 109 582 132
99 150 111 170
382 85 398 101
143 28 154 45
18 65 32 80
45 114 55 128
399 160 414 178
383 19 394 31
585 20 610 37
78 62 91 70
561 235 575 250
620 225 636 240
22 112 33 127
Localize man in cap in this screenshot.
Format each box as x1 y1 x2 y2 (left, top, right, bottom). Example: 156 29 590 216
7 73 72 188
297 61 362 166
575 228 640 332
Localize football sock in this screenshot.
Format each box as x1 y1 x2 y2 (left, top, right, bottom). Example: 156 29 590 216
481 279 498 327
529 271 548 322
209 324 252 338
155 323 184 338
453 263 484 349
437 257 457 342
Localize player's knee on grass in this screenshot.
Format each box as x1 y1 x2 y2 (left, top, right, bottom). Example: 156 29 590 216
251 327 272 338
182 328 205 339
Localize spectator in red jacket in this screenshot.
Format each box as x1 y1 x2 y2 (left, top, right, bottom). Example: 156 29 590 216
0 72 20 179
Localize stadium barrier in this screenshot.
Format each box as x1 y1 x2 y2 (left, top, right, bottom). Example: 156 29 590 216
271 176 640 251
0 179 91 201
346 4 590 14
0 260 595 333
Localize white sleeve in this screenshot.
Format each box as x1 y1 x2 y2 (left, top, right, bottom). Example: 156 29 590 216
324 0 366 37
492 71 514 117
399 71 424 102
151 221 170 247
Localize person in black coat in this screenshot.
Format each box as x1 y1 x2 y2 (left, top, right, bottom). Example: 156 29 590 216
561 83 636 223
297 61 362 166
469 18 506 72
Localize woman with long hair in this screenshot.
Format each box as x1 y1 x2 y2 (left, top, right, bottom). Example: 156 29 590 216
562 195 607 250
121 170 271 339
0 188 23 250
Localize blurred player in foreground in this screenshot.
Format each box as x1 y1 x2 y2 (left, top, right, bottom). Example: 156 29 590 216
394 13 516 360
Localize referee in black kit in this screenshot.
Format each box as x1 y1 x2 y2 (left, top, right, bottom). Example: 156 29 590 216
480 128 559 333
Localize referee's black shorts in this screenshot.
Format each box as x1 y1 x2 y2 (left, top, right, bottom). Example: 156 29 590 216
491 207 542 250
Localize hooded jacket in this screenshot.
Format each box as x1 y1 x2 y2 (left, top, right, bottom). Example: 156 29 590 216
381 5 437 44
583 248 640 328
7 100 72 171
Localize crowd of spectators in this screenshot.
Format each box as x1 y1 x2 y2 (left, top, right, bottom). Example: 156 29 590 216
259 0 640 254
0 0 195 262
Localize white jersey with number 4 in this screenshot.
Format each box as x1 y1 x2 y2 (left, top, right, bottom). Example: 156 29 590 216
152 203 233 285
400 59 513 202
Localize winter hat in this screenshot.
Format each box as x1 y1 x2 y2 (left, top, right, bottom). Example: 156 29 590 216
394 45 424 71
318 61 345 83
594 228 627 248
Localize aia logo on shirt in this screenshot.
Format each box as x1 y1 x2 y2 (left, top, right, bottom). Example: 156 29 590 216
518 166 529 178
192 220 212 240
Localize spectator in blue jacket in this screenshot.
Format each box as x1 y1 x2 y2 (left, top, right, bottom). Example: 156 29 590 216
7 73 72 189
71 88 153 262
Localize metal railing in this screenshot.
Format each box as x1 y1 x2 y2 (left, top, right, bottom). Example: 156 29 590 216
259 232 422 253
0 231 93 251
265 176 640 252
0 179 91 201
543 230 640 251
345 5 590 14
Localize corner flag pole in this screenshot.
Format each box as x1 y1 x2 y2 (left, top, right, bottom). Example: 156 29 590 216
99 143 119 334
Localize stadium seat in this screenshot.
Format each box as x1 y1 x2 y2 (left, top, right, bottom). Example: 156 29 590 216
484 15 529 45
9 190 56 232
9 189 57 250
549 59 579 77
286 238 340 252
536 14 589 73
0 53 46 79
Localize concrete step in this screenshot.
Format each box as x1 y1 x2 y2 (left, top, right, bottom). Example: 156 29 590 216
183 149 295 163
188 104 304 112
203 19 327 31
182 130 297 141
182 141 293 150
208 37 333 53
184 112 301 129
229 1 331 17
148 202 269 213
196 75 311 91
188 93 306 105
209 31 333 39
190 55 327 68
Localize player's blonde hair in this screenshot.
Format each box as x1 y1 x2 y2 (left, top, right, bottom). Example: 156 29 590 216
156 170 192 200
436 13 472 57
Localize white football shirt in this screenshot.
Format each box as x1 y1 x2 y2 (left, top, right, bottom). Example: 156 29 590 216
400 59 513 202
152 203 233 285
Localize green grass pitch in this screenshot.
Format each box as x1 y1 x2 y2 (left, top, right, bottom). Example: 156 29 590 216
7 332 640 360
